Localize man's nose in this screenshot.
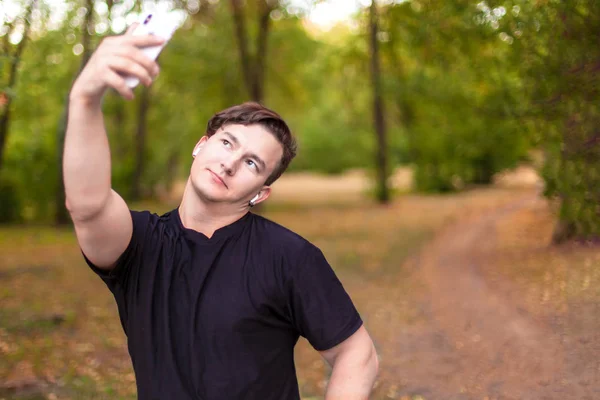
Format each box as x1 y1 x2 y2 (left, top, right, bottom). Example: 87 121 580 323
221 155 238 175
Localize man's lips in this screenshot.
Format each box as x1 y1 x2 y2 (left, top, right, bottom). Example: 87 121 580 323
207 169 228 188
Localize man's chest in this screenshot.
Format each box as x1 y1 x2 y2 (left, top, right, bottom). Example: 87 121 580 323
118 238 302 399
125 243 293 341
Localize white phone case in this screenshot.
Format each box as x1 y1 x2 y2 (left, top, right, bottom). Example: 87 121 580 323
125 12 180 88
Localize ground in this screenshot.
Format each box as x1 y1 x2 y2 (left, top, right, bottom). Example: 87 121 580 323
1 168 599 399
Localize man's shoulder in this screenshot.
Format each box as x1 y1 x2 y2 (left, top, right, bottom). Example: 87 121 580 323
128 209 181 239
249 213 317 254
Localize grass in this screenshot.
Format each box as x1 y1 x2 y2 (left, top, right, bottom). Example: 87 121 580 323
2 187 598 399
0 221 133 399
480 197 600 316
0 194 447 400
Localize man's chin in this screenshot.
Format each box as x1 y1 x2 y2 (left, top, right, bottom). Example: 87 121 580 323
197 191 227 204
191 183 226 203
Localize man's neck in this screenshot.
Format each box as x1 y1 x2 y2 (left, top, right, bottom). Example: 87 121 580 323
178 182 248 239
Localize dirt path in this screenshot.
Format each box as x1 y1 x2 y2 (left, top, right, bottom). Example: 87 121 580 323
379 192 590 399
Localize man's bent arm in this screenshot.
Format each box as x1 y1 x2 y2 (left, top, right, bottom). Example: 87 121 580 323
63 29 162 270
64 93 133 270
319 326 379 400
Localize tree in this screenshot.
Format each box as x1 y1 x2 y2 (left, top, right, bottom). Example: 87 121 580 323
514 0 600 242
368 0 390 203
378 0 529 192
132 85 151 200
55 0 96 224
0 0 37 172
229 0 276 102
129 0 163 201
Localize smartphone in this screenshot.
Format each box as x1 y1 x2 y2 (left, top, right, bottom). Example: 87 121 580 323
125 12 180 88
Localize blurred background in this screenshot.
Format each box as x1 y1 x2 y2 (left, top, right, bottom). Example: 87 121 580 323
1 0 600 399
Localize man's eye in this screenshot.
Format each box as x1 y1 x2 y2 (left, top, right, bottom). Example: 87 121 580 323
246 160 257 170
222 139 230 147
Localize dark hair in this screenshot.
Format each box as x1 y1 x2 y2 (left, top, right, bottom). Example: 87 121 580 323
206 102 297 186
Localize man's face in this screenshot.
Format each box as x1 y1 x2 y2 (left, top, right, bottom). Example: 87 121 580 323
189 124 283 205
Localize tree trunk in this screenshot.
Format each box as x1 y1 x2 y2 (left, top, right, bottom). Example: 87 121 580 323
113 104 127 160
165 150 179 196
229 0 276 213
230 0 254 99
229 0 274 103
0 0 37 172
131 85 151 201
368 0 390 204
1 21 12 55
252 0 273 102
551 219 577 244
54 96 71 225
55 0 95 225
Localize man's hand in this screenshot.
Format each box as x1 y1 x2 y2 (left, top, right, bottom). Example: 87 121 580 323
70 23 165 105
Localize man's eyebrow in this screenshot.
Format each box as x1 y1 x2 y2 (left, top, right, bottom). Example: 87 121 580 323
222 131 267 171
248 152 267 171
222 131 240 146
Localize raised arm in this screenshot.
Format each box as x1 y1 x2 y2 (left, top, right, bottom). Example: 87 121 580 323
64 25 164 269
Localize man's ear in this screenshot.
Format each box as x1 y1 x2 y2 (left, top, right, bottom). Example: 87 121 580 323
252 186 272 206
192 136 209 157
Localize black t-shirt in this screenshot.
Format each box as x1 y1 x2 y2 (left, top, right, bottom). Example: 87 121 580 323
84 209 363 400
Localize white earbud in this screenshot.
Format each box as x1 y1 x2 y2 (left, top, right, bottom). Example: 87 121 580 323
249 193 260 207
192 146 201 157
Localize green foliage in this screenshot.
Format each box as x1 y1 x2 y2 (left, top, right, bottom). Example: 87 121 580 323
512 0 600 240
292 103 374 174
3 5 82 222
0 173 22 223
5 0 595 231
381 1 530 192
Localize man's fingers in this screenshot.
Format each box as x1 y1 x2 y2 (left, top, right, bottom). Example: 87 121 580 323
125 22 139 35
105 69 134 100
116 47 160 76
122 33 166 48
107 56 153 86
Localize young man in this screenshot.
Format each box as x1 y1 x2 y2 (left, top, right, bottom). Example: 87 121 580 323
63 24 378 400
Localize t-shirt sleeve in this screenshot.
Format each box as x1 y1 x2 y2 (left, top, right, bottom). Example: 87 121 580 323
82 210 161 335
82 210 153 288
287 244 363 351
